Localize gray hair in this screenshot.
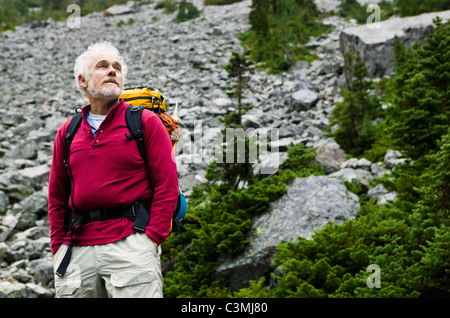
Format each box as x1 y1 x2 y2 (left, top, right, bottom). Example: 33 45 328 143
73 41 128 98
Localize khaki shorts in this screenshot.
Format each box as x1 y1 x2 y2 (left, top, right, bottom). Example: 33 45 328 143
53 232 163 298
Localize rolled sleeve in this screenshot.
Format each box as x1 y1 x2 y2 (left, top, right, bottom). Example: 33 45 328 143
48 120 71 254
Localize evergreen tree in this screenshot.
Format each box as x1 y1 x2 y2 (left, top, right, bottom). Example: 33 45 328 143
223 51 255 125
408 129 450 297
395 0 450 17
338 0 366 23
206 52 255 192
382 18 449 211
411 128 450 236
248 0 270 38
0 0 19 31
174 0 200 23
386 18 449 161
245 0 326 73
331 52 382 157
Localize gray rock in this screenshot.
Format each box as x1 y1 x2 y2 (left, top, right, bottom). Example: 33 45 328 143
4 141 39 160
314 0 341 12
216 176 360 290
367 183 389 198
0 213 18 242
367 183 397 205
339 10 450 77
0 191 8 214
341 157 372 171
289 89 319 111
17 192 48 216
253 152 288 175
104 1 139 16
29 258 54 287
18 165 51 187
0 281 27 298
241 114 261 129
178 174 205 193
211 97 232 108
315 140 347 174
24 282 53 298
329 167 373 189
0 225 12 243
384 149 409 169
269 137 294 152
370 162 388 178
0 242 11 263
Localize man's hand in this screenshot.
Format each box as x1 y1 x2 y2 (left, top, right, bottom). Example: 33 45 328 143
151 239 158 250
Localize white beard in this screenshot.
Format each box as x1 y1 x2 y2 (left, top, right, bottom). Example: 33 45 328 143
87 80 122 100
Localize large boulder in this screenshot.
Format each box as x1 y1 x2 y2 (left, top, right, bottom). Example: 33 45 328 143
289 88 319 111
215 176 360 290
339 10 450 77
103 1 139 16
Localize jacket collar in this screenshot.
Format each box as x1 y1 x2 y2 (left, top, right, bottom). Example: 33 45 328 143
81 99 125 119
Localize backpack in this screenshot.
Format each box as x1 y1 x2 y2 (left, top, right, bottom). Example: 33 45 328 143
121 86 186 233
64 86 187 235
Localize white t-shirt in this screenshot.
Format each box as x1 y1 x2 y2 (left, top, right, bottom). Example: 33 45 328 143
89 113 107 129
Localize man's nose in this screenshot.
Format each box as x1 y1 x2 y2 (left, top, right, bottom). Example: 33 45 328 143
107 65 116 76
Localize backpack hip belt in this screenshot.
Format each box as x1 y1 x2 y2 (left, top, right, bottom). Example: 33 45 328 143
55 202 150 277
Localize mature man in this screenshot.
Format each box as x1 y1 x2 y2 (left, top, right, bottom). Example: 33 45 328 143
48 42 179 298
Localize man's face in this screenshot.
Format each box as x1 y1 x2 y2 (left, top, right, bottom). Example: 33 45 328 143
81 51 124 100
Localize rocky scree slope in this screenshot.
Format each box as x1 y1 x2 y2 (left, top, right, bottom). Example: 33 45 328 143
0 0 428 297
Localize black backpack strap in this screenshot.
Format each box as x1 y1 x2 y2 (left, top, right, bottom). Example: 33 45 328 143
65 114 82 156
56 113 82 277
124 105 151 234
63 113 82 232
125 105 147 161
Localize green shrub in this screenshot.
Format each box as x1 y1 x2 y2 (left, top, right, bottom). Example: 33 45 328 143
330 52 382 158
386 18 449 161
338 0 396 24
394 0 450 17
174 0 200 23
1 0 131 32
162 142 323 297
154 0 178 13
204 0 243 5
243 0 327 73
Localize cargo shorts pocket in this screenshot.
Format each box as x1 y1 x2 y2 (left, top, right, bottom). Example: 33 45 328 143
55 279 81 297
54 265 82 297
110 267 163 298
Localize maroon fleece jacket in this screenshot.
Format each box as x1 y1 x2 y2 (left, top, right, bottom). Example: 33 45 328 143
48 100 179 254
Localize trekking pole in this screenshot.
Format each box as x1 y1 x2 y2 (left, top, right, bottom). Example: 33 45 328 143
173 100 179 123
173 100 179 154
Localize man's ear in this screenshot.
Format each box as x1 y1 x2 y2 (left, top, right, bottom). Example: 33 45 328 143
78 74 88 89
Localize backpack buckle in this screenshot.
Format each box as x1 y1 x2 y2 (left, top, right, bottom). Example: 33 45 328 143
131 203 137 217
